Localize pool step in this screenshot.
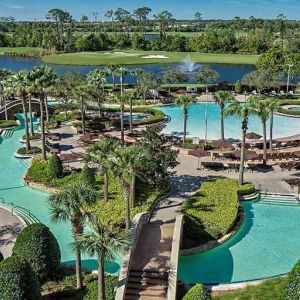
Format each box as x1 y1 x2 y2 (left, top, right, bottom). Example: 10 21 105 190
0 129 14 139
260 194 299 206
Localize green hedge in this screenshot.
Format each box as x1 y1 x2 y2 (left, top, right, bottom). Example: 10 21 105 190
17 146 42 155
0 120 17 128
183 284 211 300
284 259 300 300
12 223 61 283
83 275 118 300
278 100 300 116
47 153 64 179
237 183 256 196
0 256 41 300
182 178 240 239
28 157 49 184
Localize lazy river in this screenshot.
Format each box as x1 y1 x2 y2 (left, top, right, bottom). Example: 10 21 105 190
179 196 300 284
156 103 300 139
0 114 121 273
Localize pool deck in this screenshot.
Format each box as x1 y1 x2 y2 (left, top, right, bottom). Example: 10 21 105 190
0 207 24 258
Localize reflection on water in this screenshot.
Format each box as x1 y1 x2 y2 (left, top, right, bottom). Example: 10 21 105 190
0 55 255 83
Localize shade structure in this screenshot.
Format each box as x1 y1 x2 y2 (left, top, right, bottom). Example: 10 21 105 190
275 134 300 142
233 150 259 160
59 152 83 162
245 132 262 140
188 149 208 158
211 139 232 149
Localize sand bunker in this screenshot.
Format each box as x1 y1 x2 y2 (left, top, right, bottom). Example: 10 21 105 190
141 55 169 59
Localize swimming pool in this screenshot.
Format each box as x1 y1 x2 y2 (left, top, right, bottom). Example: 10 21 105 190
288 106 300 112
178 196 300 284
155 103 300 139
0 114 121 273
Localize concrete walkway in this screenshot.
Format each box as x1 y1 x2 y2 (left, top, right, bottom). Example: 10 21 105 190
0 208 24 258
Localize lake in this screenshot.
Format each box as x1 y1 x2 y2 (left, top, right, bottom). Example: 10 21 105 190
0 55 255 84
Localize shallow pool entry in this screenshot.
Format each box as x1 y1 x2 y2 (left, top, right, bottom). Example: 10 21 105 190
178 194 300 284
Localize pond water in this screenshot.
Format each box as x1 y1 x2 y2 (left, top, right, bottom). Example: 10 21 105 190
0 55 255 84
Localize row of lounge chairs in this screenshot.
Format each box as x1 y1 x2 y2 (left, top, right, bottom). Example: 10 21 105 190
200 162 258 172
278 162 300 171
45 140 60 154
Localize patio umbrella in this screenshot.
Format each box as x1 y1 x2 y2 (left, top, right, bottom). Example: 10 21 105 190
211 139 232 149
245 132 262 140
233 150 259 160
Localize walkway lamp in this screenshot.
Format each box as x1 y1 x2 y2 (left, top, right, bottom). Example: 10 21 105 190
286 64 293 96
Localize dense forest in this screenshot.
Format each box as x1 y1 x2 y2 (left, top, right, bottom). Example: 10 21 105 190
0 8 299 55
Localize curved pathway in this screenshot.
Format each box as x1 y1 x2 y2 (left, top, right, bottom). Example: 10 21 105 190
0 208 24 258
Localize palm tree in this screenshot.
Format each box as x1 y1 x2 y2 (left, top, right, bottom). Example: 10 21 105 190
225 100 256 185
196 67 219 145
105 64 118 89
74 217 128 300
87 70 107 117
31 66 58 160
124 90 136 134
116 67 129 96
0 69 12 121
48 182 97 289
130 68 144 85
85 138 120 202
7 71 31 151
73 84 92 135
114 96 125 146
176 95 194 143
266 98 280 151
214 91 235 141
111 145 148 231
250 97 270 165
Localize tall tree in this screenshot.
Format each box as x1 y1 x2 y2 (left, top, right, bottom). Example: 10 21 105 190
85 138 120 202
196 67 219 145
116 67 129 96
225 101 256 185
31 66 57 160
48 182 97 289
214 91 234 141
250 97 269 165
87 70 108 116
6 71 31 151
105 64 118 89
266 98 280 152
0 69 12 121
176 95 194 143
153 11 174 43
162 69 188 95
74 217 128 300
111 145 149 230
133 7 152 36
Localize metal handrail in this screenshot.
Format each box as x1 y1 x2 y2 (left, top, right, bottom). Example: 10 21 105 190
11 205 32 217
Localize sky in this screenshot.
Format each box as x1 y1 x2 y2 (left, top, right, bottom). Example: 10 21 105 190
0 0 299 21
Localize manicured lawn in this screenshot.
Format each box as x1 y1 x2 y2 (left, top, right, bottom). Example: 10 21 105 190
0 47 41 55
42 50 258 66
212 277 286 300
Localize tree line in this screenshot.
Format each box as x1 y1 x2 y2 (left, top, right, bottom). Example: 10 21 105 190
0 8 299 54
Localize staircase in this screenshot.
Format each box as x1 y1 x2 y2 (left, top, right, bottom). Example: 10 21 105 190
0 128 14 139
260 193 300 206
125 270 168 300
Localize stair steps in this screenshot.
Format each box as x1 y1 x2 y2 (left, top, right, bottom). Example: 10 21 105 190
260 194 299 206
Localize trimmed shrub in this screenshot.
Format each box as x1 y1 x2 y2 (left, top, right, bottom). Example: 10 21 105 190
183 284 210 300
0 251 3 262
235 80 242 94
181 178 240 239
81 164 96 186
12 223 61 283
17 146 42 155
0 120 17 128
47 153 63 179
27 157 49 183
237 183 256 196
83 275 118 300
0 256 41 300
283 259 300 300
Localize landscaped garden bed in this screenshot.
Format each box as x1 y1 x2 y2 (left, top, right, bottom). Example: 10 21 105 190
278 100 300 116
0 120 18 129
15 146 42 158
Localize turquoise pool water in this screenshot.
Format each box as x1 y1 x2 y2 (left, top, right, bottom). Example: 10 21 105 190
178 198 300 284
289 106 300 112
156 103 300 139
0 114 121 273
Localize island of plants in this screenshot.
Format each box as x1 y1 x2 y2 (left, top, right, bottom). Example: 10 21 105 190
0 120 18 129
